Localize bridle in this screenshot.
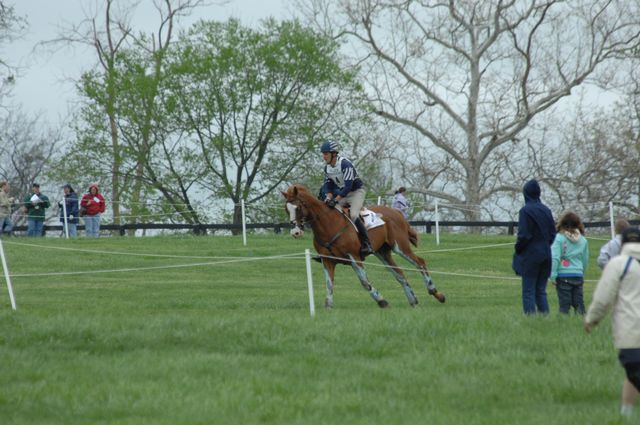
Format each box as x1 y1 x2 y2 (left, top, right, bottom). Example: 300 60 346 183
286 200 307 237
286 196 351 255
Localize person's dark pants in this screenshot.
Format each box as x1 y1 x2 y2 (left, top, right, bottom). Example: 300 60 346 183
27 218 44 237
522 266 550 315
619 349 640 391
555 277 585 315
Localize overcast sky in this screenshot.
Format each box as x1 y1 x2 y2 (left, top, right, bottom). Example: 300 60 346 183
5 1 621 129
6 0 289 126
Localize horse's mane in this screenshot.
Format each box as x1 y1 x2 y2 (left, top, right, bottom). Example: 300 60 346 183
291 184 321 205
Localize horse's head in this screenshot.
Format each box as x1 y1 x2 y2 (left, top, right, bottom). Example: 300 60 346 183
281 185 309 238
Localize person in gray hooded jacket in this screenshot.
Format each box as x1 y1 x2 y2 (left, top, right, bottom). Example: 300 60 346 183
597 218 630 269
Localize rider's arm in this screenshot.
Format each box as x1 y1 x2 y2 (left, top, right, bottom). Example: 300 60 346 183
322 172 335 199
335 159 355 198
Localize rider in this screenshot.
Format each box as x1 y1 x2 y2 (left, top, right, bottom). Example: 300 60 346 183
320 140 374 256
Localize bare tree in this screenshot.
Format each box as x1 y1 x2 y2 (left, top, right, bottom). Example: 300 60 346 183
44 0 135 226
111 0 208 228
0 1 27 106
43 0 207 226
0 3 60 226
539 77 640 222
298 0 640 220
0 109 63 226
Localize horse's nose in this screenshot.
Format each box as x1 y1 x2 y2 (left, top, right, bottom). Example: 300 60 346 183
290 228 304 238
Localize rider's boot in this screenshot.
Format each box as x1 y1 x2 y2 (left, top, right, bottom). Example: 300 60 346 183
354 217 374 257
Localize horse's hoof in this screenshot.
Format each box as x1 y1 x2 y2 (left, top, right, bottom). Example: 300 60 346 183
435 293 446 303
377 299 389 308
325 299 334 309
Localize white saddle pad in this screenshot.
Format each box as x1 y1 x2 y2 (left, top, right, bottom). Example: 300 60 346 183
360 208 385 230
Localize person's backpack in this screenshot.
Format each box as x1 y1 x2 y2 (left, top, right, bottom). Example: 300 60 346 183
620 256 640 280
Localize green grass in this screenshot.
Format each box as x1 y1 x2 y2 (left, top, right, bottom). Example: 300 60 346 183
0 233 630 424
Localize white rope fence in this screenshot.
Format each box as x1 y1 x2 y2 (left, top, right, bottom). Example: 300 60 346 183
0 228 618 313
311 239 602 284
9 252 306 278
0 241 312 314
0 238 16 310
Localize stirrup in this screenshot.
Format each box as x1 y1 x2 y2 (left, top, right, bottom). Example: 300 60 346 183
360 242 374 256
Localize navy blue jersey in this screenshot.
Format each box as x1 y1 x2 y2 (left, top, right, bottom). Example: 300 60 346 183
322 155 363 198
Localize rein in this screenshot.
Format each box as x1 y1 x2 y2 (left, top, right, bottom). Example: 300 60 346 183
297 198 351 256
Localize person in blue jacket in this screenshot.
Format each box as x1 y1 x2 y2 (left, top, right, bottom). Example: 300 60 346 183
59 184 79 237
320 140 373 256
512 179 557 315
550 211 589 314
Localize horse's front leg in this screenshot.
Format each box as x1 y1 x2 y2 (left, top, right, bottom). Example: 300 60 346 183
320 257 335 308
348 254 389 308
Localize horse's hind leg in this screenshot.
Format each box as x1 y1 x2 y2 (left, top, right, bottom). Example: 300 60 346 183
320 258 335 308
373 250 418 307
392 243 446 303
347 254 389 308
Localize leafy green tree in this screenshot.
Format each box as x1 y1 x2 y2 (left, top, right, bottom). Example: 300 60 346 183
162 18 364 227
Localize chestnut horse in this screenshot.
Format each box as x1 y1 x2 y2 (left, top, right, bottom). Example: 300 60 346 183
282 184 445 308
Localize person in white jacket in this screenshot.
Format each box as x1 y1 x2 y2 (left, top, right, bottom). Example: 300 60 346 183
585 227 640 418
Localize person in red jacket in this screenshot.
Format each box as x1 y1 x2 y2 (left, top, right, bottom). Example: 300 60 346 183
80 183 106 237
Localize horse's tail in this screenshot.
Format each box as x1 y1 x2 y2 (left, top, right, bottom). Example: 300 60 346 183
408 226 418 247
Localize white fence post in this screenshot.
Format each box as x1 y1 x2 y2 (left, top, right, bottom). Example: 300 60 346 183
241 199 247 246
0 238 17 310
62 195 69 239
305 249 315 317
609 201 615 239
435 200 440 246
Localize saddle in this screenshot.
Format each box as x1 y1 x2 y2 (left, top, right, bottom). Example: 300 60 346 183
338 205 385 231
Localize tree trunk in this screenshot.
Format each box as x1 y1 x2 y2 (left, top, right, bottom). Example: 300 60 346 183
232 202 243 236
109 114 121 230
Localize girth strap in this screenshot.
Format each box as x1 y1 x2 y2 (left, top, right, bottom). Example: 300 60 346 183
314 222 351 258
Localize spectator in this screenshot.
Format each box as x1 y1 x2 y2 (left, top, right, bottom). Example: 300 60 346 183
392 187 410 219
0 180 14 236
584 227 640 419
550 211 589 315
512 179 556 315
23 183 50 237
80 183 106 237
59 184 79 237
597 218 631 269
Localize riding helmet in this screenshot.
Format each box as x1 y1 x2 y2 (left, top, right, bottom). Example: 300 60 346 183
320 140 339 153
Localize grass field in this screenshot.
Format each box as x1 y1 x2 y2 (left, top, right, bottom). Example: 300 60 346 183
0 232 631 424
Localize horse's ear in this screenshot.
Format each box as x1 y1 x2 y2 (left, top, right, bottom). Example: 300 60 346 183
293 186 299 196
281 191 287 198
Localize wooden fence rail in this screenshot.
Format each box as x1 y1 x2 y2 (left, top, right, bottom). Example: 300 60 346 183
9 219 637 236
